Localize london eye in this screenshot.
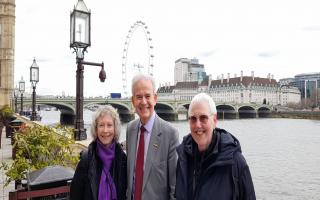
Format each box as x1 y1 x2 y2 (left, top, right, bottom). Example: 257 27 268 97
121 21 154 97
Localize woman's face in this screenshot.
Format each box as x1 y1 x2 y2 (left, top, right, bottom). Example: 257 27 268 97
96 115 115 147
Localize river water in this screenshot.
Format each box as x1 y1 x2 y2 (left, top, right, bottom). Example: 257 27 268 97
39 110 320 200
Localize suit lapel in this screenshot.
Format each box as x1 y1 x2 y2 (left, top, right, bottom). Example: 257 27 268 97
129 120 139 189
142 115 161 190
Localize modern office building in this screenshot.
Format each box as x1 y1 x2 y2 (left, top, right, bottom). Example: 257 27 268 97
292 73 320 101
174 58 207 84
0 0 15 107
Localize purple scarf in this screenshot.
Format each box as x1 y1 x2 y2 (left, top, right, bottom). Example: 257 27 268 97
96 140 117 200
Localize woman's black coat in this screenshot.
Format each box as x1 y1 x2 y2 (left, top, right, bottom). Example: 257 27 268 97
70 140 127 200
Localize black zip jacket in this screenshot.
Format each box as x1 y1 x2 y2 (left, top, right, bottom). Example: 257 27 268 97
175 128 256 200
70 140 127 200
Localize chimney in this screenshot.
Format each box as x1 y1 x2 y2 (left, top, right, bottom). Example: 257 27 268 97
251 71 254 80
268 73 271 82
227 73 230 83
271 74 274 80
240 71 243 82
234 73 237 78
221 74 224 84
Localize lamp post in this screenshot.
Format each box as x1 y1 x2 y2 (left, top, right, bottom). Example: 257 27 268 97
13 86 18 113
70 0 106 140
18 77 25 115
30 58 39 121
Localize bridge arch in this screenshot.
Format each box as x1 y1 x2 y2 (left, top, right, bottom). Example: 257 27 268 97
257 106 271 118
23 101 75 113
238 105 256 118
26 102 76 125
84 102 130 111
155 102 177 121
216 104 237 119
178 103 190 111
84 102 134 122
174 103 190 120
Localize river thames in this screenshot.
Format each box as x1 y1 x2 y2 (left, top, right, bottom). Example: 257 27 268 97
40 110 320 200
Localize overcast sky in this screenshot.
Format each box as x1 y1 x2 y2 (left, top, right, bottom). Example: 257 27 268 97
15 0 320 97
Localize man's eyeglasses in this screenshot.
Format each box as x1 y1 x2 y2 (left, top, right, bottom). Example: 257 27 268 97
188 114 212 123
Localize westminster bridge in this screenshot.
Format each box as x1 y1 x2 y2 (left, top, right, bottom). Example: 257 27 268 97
17 97 273 125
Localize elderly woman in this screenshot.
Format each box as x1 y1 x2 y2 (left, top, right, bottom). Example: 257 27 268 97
71 105 127 200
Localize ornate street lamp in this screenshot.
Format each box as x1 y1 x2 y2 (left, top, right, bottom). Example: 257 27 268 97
70 0 106 140
30 58 39 121
13 85 19 113
18 77 25 115
70 0 91 58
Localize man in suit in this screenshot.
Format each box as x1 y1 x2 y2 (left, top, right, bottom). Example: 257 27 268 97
126 74 179 200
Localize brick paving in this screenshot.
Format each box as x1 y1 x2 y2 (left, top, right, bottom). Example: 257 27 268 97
0 128 15 200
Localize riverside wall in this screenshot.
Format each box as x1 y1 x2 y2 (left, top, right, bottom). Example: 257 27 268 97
269 111 320 120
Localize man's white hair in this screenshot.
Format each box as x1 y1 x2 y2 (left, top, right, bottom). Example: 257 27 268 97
188 93 217 115
131 73 157 95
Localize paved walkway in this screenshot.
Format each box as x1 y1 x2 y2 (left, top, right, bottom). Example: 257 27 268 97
0 128 15 200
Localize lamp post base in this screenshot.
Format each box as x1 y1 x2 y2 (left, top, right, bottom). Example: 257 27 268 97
74 128 87 141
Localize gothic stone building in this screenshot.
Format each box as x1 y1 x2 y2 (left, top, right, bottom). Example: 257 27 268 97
0 0 15 107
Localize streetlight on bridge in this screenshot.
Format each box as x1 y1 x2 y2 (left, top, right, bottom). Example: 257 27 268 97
13 85 18 113
70 0 106 140
30 58 39 121
18 77 25 115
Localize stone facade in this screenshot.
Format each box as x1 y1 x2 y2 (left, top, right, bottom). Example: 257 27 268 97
158 75 301 106
0 0 15 107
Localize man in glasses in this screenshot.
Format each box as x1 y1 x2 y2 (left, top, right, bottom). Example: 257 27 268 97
175 93 255 200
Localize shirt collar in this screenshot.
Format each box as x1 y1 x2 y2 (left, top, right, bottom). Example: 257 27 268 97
139 112 156 134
